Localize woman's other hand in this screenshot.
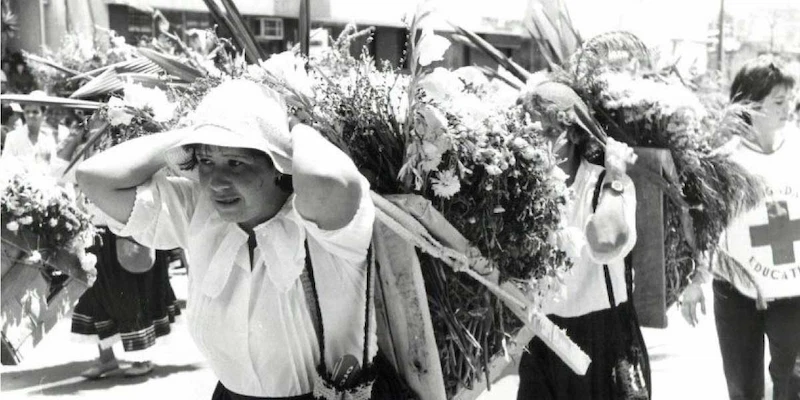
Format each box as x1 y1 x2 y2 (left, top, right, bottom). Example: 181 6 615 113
604 137 637 177
680 282 706 327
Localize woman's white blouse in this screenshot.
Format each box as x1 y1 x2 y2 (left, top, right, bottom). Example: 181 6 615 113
541 160 638 318
109 171 377 397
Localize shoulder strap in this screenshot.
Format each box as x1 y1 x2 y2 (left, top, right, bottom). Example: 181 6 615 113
300 240 326 368
591 170 617 308
300 239 373 371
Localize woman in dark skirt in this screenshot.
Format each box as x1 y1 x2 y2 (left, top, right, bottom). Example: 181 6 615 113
72 228 181 379
516 82 646 399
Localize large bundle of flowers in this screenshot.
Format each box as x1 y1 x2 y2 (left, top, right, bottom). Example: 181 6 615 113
0 159 98 284
560 34 766 304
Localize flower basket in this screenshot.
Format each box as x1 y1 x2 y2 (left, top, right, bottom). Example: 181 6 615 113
1 226 91 365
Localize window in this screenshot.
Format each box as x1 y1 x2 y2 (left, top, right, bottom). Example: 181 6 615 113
255 18 284 40
185 12 211 30
128 9 153 34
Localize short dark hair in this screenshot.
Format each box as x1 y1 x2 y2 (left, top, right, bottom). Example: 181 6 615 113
177 144 293 192
730 55 795 103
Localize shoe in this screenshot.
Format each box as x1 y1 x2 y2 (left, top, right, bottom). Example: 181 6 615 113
124 361 154 377
81 360 120 380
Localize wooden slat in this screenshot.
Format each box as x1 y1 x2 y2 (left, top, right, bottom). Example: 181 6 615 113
628 147 672 328
373 222 448 400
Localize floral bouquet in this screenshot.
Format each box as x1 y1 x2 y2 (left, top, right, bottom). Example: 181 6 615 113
0 158 98 285
564 37 765 304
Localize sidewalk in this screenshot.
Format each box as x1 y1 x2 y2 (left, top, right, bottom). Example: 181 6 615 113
2 280 773 399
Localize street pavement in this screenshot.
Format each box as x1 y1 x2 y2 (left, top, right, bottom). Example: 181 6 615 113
1 277 773 399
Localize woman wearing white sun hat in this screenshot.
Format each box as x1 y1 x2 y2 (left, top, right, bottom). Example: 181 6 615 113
76 79 377 399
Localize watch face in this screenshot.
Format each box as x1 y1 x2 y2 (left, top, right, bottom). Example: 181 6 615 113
611 180 624 192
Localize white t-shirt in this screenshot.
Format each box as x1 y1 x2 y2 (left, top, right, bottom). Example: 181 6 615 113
1 125 57 165
541 159 638 318
110 171 377 397
717 129 800 299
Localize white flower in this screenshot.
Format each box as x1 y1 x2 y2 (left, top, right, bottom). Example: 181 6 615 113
416 29 451 67
485 164 503 176
111 35 126 47
418 68 464 105
6 221 19 232
49 218 58 227
419 140 445 172
107 97 133 126
246 63 268 81
548 166 568 184
512 137 528 149
451 94 490 130
80 253 98 272
19 216 33 225
27 250 42 264
431 169 461 198
259 51 314 98
122 83 176 122
520 146 545 163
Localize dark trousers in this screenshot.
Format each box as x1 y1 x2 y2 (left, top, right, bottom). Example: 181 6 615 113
790 356 800 400
713 280 800 400
211 382 314 400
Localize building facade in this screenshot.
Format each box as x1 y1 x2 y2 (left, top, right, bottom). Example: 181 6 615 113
3 0 544 74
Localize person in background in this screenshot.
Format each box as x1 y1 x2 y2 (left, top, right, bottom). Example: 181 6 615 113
8 60 36 94
516 82 645 400
53 120 182 379
681 55 800 400
1 91 57 166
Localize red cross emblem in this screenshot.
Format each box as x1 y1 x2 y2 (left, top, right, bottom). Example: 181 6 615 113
749 201 800 265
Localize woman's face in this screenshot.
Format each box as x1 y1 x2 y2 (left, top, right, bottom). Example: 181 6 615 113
752 85 793 136
196 145 285 230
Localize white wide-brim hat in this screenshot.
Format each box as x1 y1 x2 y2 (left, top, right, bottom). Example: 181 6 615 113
165 79 293 179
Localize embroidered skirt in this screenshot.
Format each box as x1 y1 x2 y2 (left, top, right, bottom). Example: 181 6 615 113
71 229 181 351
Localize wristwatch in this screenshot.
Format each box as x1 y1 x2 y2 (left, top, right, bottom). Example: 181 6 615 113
602 179 625 195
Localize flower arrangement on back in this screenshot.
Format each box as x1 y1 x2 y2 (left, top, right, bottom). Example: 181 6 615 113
1 157 98 284
241 11 575 392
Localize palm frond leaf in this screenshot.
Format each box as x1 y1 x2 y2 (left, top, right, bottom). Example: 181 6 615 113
448 23 530 83
526 24 561 71
118 73 174 89
23 52 80 76
69 68 122 99
138 48 204 82
576 31 653 72
1 0 18 37
0 93 102 110
202 0 265 63
67 58 162 82
524 0 582 69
